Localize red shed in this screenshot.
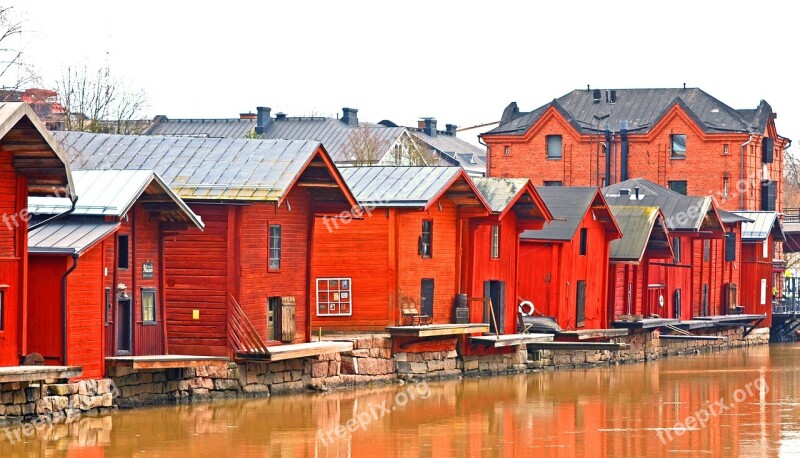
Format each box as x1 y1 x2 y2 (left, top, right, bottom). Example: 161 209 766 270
0 103 75 367
518 187 621 330
310 166 491 332
734 211 784 327
27 170 203 378
56 133 358 358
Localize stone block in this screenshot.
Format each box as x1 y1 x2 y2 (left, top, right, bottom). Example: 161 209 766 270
410 362 427 374
396 361 412 374
47 384 71 397
427 360 444 372
328 361 340 376
214 379 240 391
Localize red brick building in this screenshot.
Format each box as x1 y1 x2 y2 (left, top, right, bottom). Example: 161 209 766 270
481 88 787 213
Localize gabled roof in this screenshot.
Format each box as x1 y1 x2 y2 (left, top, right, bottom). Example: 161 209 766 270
29 170 204 229
520 187 621 241
603 178 722 232
54 132 358 209
609 206 672 263
733 211 785 241
0 102 75 198
409 130 486 176
339 166 490 211
29 220 119 255
471 177 552 222
718 209 754 225
484 88 774 137
144 116 256 138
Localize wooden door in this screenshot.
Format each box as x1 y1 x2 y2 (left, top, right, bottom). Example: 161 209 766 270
280 296 296 342
420 279 434 318
576 281 587 327
117 297 132 355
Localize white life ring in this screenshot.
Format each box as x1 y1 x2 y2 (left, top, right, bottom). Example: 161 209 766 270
659 294 665 307
519 300 535 316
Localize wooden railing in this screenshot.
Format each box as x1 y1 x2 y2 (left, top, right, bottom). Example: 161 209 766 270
227 293 268 355
784 208 800 223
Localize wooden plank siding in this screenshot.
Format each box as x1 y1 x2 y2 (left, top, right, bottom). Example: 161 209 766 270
27 256 67 364
64 246 105 379
740 235 775 327
0 153 24 366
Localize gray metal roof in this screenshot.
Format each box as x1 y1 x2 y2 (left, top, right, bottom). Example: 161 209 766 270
340 166 463 208
733 211 785 241
484 88 773 136
520 187 598 241
29 170 204 229
603 178 716 231
409 130 486 176
144 116 256 138
471 177 530 213
609 206 667 262
29 220 119 255
718 209 754 225
54 131 330 203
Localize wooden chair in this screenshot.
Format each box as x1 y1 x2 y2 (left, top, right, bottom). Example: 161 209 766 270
401 301 432 326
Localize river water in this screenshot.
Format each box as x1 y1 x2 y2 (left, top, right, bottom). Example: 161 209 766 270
2 344 800 457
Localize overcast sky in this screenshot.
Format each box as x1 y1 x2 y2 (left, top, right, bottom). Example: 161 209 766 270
7 1 799 148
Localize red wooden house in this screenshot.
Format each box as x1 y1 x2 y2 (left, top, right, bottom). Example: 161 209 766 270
0 103 75 367
310 166 492 332
733 211 784 327
27 170 204 378
606 206 673 320
518 187 622 330
56 133 358 358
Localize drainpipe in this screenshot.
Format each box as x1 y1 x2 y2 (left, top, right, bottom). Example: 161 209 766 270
740 135 754 210
478 136 489 176
620 127 629 182
604 129 612 186
29 195 79 232
62 253 79 365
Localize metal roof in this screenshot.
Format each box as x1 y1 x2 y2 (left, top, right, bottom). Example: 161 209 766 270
603 178 717 231
29 220 119 255
54 131 333 203
484 88 773 137
718 209 754 225
471 178 530 213
409 130 486 176
733 211 785 241
609 206 667 262
29 170 204 229
520 187 600 241
144 116 257 138
338 166 485 210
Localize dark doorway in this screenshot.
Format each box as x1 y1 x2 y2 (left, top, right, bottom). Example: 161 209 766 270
576 281 587 327
420 279 434 318
701 284 709 316
483 280 506 334
116 297 132 355
267 297 282 341
673 289 682 319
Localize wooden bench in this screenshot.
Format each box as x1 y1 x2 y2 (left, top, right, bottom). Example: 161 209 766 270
401 302 431 326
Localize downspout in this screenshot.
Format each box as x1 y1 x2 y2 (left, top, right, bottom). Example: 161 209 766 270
62 252 79 365
29 195 79 232
620 127 629 182
478 136 489 176
604 129 612 186
740 135 754 211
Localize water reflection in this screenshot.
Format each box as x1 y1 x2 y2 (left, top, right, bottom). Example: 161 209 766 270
2 345 799 457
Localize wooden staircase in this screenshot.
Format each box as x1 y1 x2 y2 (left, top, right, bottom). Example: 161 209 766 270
227 293 268 356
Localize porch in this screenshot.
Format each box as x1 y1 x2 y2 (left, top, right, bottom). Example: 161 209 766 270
386 323 490 338
105 355 229 370
0 366 82 383
236 341 354 362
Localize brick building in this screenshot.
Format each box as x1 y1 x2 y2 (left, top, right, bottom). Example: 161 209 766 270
481 87 788 212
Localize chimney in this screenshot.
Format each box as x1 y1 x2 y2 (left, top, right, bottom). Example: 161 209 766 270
634 186 641 200
275 112 287 121
593 89 602 103
240 112 257 120
422 118 437 137
342 107 358 126
255 106 271 134
445 124 457 136
609 90 617 104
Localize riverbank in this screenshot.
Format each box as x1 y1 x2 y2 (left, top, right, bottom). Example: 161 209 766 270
0 326 770 424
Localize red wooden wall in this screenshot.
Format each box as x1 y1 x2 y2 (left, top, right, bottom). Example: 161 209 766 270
27 256 67 364
65 245 105 379
0 153 25 366
740 236 775 327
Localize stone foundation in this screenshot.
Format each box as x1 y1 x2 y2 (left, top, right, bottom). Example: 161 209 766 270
0 379 116 425
461 346 527 376
395 350 461 380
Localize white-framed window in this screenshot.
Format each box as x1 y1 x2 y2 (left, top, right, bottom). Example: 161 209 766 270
763 239 769 259
490 225 500 258
546 135 563 159
316 278 352 316
269 224 282 270
671 134 686 158
142 288 157 325
723 177 729 197
503 146 510 156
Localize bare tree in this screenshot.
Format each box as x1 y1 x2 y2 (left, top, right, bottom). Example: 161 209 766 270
56 64 148 134
0 6 38 97
346 125 388 166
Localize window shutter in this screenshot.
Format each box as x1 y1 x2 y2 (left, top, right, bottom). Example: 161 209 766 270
761 181 777 211
762 137 774 163
724 233 736 262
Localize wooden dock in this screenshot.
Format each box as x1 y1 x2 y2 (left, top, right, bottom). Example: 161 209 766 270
387 323 490 338
470 333 553 348
238 341 354 362
106 355 230 370
612 318 681 330
528 341 630 351
556 329 629 340
659 335 727 341
0 366 82 383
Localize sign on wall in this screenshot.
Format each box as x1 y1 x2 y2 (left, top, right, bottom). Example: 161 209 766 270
142 261 155 279
316 278 352 316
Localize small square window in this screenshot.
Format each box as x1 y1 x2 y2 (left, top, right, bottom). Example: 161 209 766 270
546 135 563 159
503 146 510 156
544 181 563 187
723 144 730 155
668 180 688 196
671 134 686 158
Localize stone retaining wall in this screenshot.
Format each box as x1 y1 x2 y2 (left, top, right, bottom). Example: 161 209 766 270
0 379 116 425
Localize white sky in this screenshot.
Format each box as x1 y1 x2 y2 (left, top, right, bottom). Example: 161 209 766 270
7 1 800 149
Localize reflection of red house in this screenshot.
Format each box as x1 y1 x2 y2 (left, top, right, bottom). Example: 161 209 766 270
310 166 491 331
0 103 75 367
27 170 203 378
735 211 784 327
518 187 621 330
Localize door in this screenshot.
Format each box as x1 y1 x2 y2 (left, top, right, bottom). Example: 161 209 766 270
701 284 709 316
420 279 434 318
116 297 132 355
673 289 682 319
267 297 282 341
576 280 587 328
483 280 505 334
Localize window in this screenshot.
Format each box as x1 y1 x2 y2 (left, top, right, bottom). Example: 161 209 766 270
763 240 769 259
546 135 563 159
671 134 686 158
503 146 510 156
725 233 736 262
105 287 112 325
141 289 157 325
316 278 352 316
118 235 129 269
419 220 433 257
703 239 710 262
723 177 729 197
668 180 688 196
269 224 281 270
579 228 588 256
673 237 681 263
490 225 500 259
544 181 563 187
761 181 776 211
723 144 730 155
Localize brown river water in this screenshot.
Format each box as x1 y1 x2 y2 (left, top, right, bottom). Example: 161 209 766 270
2 344 800 457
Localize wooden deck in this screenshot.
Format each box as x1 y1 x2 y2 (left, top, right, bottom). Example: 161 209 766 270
470 333 553 348
0 366 82 383
674 320 717 330
612 318 681 330
693 314 767 324
386 323 490 338
238 341 354 362
659 334 727 341
528 341 630 351
556 329 629 340
106 355 230 370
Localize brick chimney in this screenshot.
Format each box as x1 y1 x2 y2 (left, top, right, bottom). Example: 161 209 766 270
445 124 457 137
342 108 358 127
255 107 271 134
422 118 437 137
240 112 257 120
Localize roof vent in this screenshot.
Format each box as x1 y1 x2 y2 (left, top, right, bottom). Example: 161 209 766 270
275 112 287 121
593 89 602 103
609 90 617 104
619 188 631 196
634 186 641 200
445 124 458 136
